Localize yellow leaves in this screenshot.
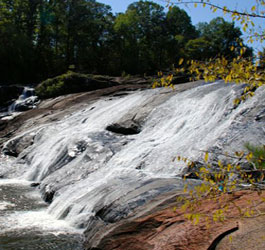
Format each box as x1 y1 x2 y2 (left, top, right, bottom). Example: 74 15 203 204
233 98 240 106
177 196 183 202
194 3 197 8
213 209 225 222
154 72 174 89
240 47 247 56
223 6 228 15
244 211 250 217
184 213 201 225
200 166 209 175
235 151 244 158
176 143 265 227
246 152 253 161
183 184 188 193
243 24 248 32
204 152 209 163
227 164 232 172
179 58 184 66
178 55 265 103
251 5 256 12
225 74 232 83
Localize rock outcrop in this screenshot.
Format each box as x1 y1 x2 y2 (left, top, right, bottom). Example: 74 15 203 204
1 80 264 250
85 190 265 250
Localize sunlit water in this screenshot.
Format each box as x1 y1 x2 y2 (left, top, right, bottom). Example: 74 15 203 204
0 180 84 250
0 82 264 248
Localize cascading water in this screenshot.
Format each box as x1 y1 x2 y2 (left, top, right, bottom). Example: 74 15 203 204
8 87 38 113
1 86 39 122
0 81 264 248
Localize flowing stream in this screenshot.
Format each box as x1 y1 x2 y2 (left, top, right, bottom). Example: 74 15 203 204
0 81 264 248
0 179 84 249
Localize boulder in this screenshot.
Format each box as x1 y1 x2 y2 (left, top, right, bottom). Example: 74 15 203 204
106 120 141 135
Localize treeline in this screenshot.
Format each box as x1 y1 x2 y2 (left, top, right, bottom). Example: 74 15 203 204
0 0 252 84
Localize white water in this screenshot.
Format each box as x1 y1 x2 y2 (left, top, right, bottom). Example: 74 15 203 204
1 210 81 234
1 81 265 231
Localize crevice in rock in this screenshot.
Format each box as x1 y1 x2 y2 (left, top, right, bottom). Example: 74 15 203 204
106 121 141 135
30 182 40 187
2 148 19 157
95 205 114 223
207 225 239 250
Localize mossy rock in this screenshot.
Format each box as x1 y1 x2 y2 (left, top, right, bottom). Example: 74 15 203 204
36 72 118 99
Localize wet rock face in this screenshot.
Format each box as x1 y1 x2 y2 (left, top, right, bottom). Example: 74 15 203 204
8 87 39 112
0 119 7 131
12 96 39 112
2 132 36 157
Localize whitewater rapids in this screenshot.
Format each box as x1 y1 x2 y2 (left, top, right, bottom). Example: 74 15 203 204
1 81 265 230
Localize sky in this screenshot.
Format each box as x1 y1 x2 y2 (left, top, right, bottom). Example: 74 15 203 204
98 0 265 52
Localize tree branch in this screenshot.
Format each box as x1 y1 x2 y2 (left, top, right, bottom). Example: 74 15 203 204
161 0 265 19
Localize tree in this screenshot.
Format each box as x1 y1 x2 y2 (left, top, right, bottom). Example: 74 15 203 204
0 0 116 83
114 0 166 74
165 6 198 66
0 0 38 83
158 1 264 101
197 17 251 59
185 37 211 60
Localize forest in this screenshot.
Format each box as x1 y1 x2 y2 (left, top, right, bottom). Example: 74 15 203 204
0 0 252 84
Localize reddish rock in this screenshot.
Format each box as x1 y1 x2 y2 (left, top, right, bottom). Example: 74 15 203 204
86 190 265 250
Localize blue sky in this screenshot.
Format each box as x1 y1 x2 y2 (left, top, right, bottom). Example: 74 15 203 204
98 0 265 52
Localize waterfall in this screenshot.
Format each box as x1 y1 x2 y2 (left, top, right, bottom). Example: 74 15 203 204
8 87 38 113
1 81 265 230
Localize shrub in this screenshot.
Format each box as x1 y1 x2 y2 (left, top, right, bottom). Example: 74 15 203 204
35 72 113 99
245 143 265 170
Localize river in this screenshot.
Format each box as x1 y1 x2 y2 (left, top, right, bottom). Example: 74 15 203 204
0 81 264 248
0 179 84 250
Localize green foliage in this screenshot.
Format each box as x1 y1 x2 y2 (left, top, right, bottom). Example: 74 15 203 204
245 143 265 170
1 0 249 85
36 72 90 98
185 37 211 60
0 0 263 88
113 0 167 74
195 17 252 59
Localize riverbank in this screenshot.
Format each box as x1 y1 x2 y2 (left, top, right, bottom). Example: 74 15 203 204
84 189 265 249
